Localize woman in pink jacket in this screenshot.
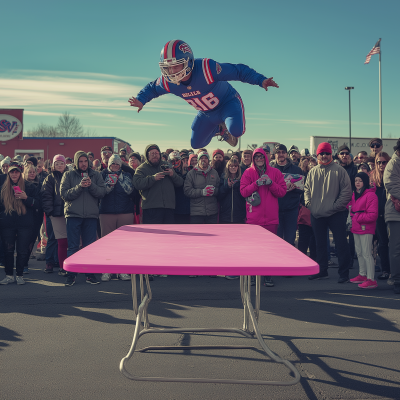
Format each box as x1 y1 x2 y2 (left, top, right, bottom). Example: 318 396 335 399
240 147 286 233
348 172 379 289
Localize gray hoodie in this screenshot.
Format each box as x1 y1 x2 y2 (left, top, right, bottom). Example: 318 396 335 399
383 151 400 223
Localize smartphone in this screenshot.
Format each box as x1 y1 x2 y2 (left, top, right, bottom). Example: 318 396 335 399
108 174 118 184
13 186 22 194
81 172 89 180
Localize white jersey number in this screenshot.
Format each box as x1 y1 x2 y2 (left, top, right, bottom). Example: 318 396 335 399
185 92 220 111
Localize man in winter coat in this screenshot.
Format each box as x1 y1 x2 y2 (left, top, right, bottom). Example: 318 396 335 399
383 140 400 294
304 142 352 283
184 151 220 224
132 144 184 224
240 147 286 234
60 151 106 286
337 143 358 266
240 150 252 174
270 144 303 246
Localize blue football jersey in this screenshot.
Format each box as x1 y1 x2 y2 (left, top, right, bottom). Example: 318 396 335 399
136 59 267 113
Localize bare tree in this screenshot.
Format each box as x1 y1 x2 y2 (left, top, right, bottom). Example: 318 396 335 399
25 123 59 137
56 112 84 137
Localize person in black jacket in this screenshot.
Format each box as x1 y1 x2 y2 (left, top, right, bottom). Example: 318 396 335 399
41 155 69 275
270 144 303 246
0 162 40 285
169 151 191 224
23 164 44 273
99 155 136 282
218 158 246 224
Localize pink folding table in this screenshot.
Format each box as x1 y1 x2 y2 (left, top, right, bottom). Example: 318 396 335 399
64 224 319 386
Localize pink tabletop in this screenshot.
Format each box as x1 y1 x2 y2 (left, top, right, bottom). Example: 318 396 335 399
64 224 319 276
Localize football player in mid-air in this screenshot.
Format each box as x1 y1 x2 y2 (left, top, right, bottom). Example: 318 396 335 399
129 40 279 149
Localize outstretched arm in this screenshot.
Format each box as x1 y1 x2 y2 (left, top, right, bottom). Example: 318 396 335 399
128 77 169 111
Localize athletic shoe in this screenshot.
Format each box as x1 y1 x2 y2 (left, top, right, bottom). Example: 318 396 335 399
16 276 26 285
65 276 76 286
217 123 238 147
394 284 400 294
377 272 390 280
338 277 350 284
387 275 395 286
101 273 111 282
308 272 329 280
225 276 239 280
358 279 378 289
30 254 36 259
58 268 67 276
23 267 29 274
119 274 131 281
350 275 368 284
328 260 337 267
263 277 274 287
86 275 100 285
0 275 15 285
44 265 54 273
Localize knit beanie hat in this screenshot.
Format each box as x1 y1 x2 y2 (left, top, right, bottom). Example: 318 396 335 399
300 148 310 156
288 145 299 154
188 154 197 166
212 149 224 159
108 154 122 167
198 151 210 160
53 154 66 164
128 151 141 161
316 142 332 155
26 156 38 167
338 144 350 153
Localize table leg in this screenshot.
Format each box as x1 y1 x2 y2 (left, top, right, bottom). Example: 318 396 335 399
120 274 301 385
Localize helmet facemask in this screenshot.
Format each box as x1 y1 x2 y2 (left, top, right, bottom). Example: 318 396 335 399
159 57 191 84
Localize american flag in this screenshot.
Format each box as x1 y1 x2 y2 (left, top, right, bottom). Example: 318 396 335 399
364 39 381 64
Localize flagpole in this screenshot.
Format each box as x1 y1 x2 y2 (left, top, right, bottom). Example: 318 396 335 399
379 38 382 139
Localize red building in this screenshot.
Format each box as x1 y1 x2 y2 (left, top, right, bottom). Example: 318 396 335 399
0 109 131 160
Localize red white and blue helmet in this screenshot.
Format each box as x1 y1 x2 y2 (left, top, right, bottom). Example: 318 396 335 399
159 40 194 85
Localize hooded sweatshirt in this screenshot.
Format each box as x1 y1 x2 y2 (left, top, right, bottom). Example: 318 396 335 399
60 151 106 219
240 148 286 226
132 144 184 210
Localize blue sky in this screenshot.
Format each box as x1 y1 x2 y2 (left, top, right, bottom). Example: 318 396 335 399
1 0 399 154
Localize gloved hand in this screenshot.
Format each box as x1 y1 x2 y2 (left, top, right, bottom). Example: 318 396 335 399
261 174 272 185
202 185 214 196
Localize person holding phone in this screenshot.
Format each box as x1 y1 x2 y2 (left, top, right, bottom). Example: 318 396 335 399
0 162 40 285
60 151 106 286
99 155 137 282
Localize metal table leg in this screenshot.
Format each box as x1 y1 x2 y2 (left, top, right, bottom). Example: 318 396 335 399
119 275 301 385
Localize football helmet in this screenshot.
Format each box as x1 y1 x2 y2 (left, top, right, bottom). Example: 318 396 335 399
159 40 194 84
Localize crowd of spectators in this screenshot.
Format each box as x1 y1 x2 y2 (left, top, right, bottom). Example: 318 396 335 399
0 137 399 295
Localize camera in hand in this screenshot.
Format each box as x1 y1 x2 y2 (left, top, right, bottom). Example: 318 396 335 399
160 163 173 172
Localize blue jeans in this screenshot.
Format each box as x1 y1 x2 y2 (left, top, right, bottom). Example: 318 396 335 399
311 210 351 278
277 207 299 246
66 217 98 278
45 215 59 266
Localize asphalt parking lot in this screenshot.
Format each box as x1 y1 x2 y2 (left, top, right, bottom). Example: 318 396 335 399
1 258 399 400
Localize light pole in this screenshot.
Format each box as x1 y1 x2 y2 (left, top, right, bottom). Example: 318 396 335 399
345 87 354 154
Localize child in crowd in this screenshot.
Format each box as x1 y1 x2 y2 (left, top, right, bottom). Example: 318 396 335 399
348 172 379 289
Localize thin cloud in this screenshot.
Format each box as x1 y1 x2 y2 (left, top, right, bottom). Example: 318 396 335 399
24 111 61 116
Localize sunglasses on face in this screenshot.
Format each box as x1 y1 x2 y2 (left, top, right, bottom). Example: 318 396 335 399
377 161 387 165
254 155 265 160
102 151 112 155
370 143 381 148
339 152 349 156
319 152 331 156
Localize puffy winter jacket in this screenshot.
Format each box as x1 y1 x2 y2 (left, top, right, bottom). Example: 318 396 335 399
132 144 184 210
218 174 246 223
99 169 135 214
240 148 286 226
60 151 106 219
174 169 190 215
0 176 40 228
184 166 220 216
347 187 378 234
270 158 303 211
41 170 66 217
